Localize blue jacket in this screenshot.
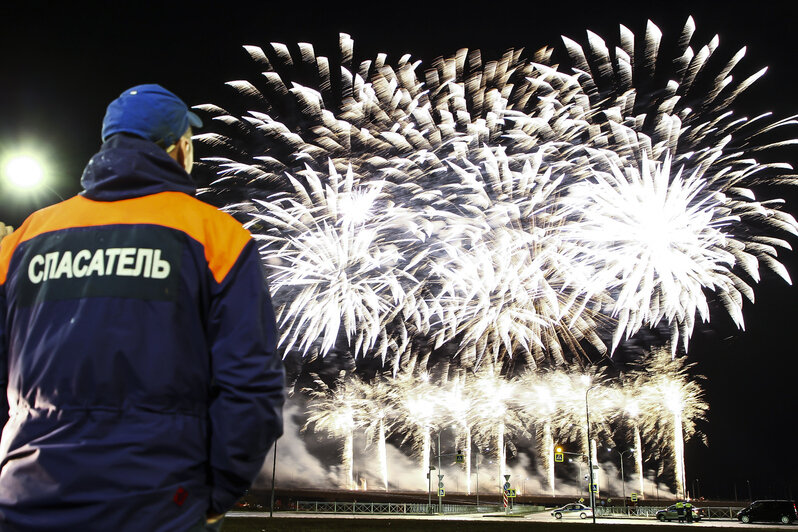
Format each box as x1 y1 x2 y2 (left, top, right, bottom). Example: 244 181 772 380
0 134 284 531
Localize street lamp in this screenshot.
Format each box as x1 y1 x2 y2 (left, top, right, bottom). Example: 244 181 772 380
585 383 597 524
427 465 436 513
568 457 585 498
269 439 278 517
692 478 701 500
437 431 443 514
610 447 635 511
3 155 44 189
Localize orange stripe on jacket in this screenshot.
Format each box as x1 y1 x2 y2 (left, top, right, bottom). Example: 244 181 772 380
0 192 252 285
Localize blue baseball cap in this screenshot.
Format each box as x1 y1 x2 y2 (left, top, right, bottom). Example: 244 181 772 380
101 84 202 145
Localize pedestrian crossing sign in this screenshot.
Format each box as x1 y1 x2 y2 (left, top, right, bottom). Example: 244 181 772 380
630 493 638 502
555 452 564 462
506 488 517 498
438 488 445 497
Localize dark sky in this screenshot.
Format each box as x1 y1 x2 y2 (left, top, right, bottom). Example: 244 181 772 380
2 1 797 501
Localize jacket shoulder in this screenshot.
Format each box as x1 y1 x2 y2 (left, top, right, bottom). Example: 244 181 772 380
1 193 255 285
135 192 255 283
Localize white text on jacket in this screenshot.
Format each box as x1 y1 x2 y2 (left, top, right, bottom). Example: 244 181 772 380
27 248 171 283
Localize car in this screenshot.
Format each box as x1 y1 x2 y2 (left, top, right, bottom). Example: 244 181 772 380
655 503 703 522
551 503 593 519
737 500 798 524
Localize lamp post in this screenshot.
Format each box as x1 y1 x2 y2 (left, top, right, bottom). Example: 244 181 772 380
427 465 436 513
269 439 278 517
475 451 480 508
585 384 597 524
569 457 584 498
611 447 635 511
437 431 443 514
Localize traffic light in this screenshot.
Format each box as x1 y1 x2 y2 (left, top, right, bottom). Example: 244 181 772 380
554 446 564 462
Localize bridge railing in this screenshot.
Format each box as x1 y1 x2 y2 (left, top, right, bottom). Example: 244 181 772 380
596 506 660 517
596 505 743 520
295 500 501 515
701 507 743 519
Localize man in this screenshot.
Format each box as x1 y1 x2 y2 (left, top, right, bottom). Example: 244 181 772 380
0 85 284 531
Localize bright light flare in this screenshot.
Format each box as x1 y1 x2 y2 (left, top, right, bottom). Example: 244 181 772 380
3 155 44 189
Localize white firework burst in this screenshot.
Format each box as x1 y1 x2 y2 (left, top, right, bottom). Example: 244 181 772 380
197 17 798 368
558 152 739 351
550 17 798 351
248 161 427 361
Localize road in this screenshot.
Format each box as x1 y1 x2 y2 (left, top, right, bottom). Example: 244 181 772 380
227 511 798 531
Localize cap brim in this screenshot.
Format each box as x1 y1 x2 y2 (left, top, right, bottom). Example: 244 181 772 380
188 110 203 129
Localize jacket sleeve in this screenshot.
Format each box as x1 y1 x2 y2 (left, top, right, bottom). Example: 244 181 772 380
0 282 8 432
205 239 284 513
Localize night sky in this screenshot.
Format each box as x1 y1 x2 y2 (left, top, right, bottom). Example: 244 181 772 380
2 1 797 501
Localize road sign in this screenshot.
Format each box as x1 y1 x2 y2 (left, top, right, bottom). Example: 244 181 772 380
503 481 511 490
504 474 510 481
590 483 598 493
438 481 444 489
506 488 517 498
554 452 564 462
456 451 464 464
630 493 638 502
438 488 445 497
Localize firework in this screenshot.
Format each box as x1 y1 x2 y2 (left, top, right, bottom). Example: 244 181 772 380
201 18 793 496
349 375 394 490
631 350 708 499
303 371 363 489
199 17 796 370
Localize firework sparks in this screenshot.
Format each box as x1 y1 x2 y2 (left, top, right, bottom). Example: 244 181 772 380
200 18 795 497
633 350 708 499
199 17 796 369
303 371 362 489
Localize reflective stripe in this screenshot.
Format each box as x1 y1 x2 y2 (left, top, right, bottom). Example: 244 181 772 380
0 192 251 285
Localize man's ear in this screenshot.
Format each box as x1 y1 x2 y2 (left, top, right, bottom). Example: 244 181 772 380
177 136 194 173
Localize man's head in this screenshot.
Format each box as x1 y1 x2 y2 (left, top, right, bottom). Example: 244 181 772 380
101 84 202 173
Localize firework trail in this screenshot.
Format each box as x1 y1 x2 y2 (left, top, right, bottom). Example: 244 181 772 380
466 364 528 489
632 350 708 499
612 380 647 499
302 371 363 489
349 374 394 490
439 370 475 494
388 369 443 487
298 357 708 497
516 369 561 495
543 367 622 498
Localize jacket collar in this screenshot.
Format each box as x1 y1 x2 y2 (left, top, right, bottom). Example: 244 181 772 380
80 134 196 201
